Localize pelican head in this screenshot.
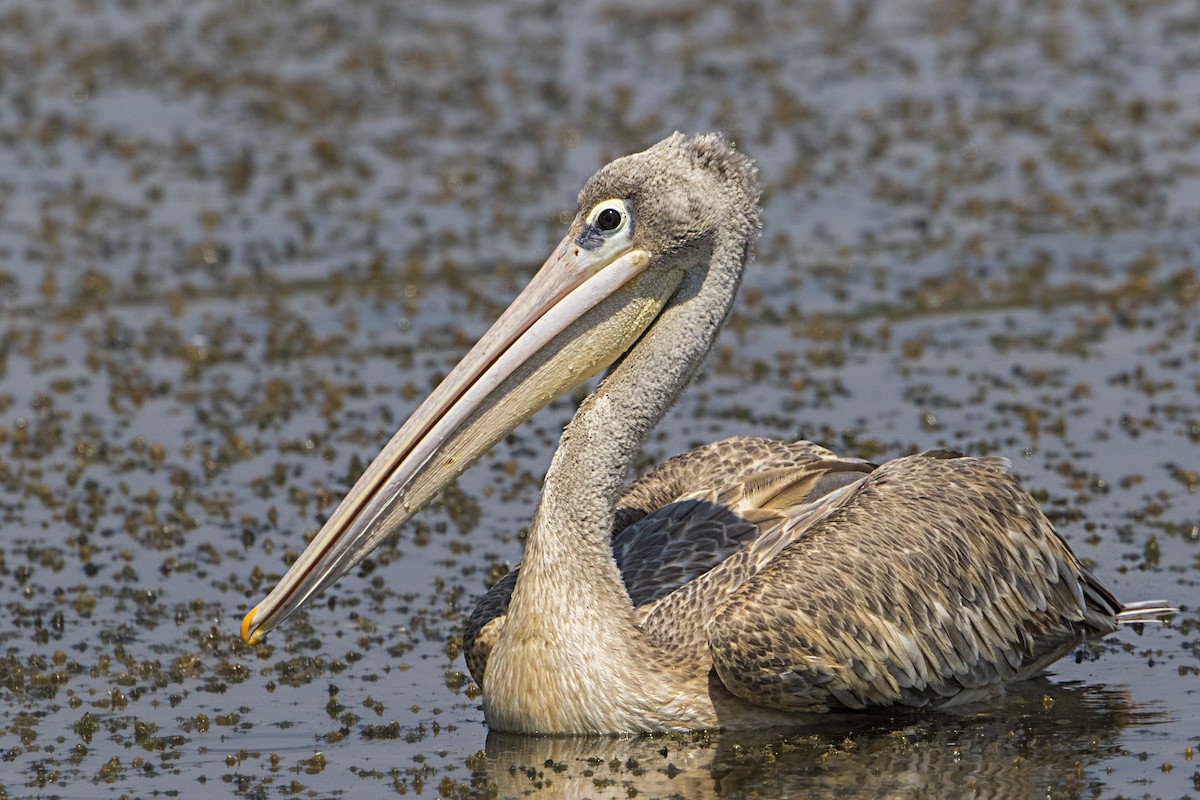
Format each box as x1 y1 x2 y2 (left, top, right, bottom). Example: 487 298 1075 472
241 133 760 644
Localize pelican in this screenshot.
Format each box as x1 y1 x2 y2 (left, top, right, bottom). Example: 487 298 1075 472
240 133 1170 733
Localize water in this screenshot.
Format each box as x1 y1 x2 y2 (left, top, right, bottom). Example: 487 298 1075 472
0 1 1197 797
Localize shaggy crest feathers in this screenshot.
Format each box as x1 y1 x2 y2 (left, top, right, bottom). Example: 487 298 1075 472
670 132 760 205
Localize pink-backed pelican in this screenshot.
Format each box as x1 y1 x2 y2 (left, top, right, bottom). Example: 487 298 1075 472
241 134 1170 733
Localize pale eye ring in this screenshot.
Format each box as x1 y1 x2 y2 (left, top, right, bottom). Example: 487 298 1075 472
596 207 623 232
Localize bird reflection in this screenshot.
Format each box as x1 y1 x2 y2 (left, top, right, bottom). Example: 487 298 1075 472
474 680 1159 800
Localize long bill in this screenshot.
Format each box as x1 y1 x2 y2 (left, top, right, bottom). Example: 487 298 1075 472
241 234 683 644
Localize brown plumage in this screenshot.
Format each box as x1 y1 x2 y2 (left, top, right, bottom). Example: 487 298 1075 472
465 437 1155 717
242 134 1171 733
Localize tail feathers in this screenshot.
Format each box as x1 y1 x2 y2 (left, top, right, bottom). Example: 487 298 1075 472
1116 600 1176 623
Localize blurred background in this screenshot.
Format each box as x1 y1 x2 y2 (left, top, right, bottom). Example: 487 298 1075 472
0 1 1197 797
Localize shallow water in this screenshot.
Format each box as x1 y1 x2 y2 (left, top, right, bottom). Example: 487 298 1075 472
0 0 1198 797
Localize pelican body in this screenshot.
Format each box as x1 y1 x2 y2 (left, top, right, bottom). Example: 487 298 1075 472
241 134 1169 733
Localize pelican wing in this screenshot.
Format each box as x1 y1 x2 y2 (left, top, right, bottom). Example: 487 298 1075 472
615 437 858 519
615 499 771 607
463 437 873 684
613 436 873 609
707 452 1122 712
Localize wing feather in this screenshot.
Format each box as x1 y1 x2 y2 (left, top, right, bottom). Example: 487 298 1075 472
707 453 1120 712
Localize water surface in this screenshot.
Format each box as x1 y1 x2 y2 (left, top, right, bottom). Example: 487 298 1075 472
1 1 1198 797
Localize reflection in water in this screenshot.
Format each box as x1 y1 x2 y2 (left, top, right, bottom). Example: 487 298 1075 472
477 680 1161 800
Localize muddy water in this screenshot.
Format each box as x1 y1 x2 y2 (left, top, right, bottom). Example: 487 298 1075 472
1 1 1197 797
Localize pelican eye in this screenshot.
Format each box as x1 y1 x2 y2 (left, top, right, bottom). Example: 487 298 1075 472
577 199 632 250
597 207 622 232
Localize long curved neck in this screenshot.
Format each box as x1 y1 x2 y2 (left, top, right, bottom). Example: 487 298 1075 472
544 241 742 552
506 232 745 646
484 230 750 732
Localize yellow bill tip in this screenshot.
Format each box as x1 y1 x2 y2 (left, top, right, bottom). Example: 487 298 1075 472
241 605 264 646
